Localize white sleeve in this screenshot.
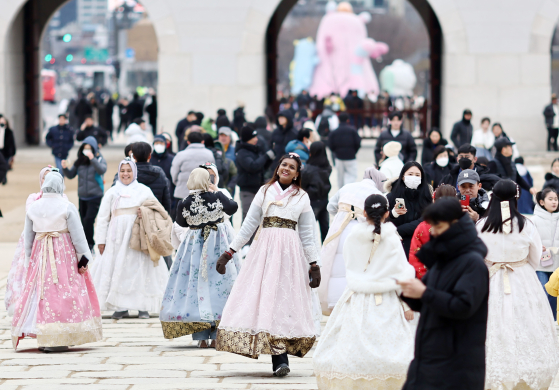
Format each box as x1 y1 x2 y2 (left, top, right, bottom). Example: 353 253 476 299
24 214 36 264
67 203 93 261
229 189 264 252
527 221 543 269
94 191 113 245
298 209 320 264
171 222 187 249
327 190 340 215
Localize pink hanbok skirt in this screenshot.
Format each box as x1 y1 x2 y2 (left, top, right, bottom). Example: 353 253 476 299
11 232 102 349
216 226 316 359
5 233 27 316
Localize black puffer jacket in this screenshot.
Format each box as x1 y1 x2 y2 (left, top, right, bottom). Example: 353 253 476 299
450 114 473 148
421 136 448 165
374 127 417 163
136 162 171 213
402 214 489 390
301 164 332 202
328 122 361 160
488 154 531 191
543 172 559 192
424 162 453 188
255 116 272 151
271 110 297 169
235 141 272 194
440 163 500 192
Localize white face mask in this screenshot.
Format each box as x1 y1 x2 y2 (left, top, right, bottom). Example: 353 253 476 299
404 176 421 190
154 144 166 154
436 157 449 167
83 149 91 156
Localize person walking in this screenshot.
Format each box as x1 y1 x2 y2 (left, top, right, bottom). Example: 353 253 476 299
152 135 176 213
271 110 298 170
146 94 157 136
285 128 311 166
215 154 320 377
127 93 144 122
314 194 416 389
0 116 16 174
450 109 473 149
90 158 169 320
328 112 361 189
159 168 240 348
175 111 198 148
75 93 93 128
478 180 559 390
45 114 75 174
301 141 332 242
76 116 108 147
379 141 404 180
421 128 448 166
471 117 494 159
386 162 433 258
532 188 559 321
117 97 130 134
62 136 107 251
317 166 385 314
423 145 452 188
235 127 275 221
398 198 489 390
374 111 417 164
11 172 102 352
125 118 149 145
543 93 559 151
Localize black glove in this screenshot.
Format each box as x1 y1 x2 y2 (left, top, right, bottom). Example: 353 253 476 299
216 251 233 274
309 264 321 288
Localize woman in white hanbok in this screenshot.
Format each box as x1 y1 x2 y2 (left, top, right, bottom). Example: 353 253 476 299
478 180 559 390
317 167 386 314
314 194 416 389
90 158 169 319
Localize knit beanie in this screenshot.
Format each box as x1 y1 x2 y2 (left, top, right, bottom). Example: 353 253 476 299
241 126 258 143
383 141 402 158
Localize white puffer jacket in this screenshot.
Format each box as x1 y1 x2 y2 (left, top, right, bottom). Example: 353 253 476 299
379 156 404 181
532 205 559 272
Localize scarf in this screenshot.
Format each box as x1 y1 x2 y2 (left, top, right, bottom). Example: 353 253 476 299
496 152 514 179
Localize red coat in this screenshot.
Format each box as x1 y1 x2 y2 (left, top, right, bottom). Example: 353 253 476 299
409 221 430 278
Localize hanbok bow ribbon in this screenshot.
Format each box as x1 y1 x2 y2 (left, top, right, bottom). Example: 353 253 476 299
501 201 512 234
323 203 363 247
487 258 528 294
35 231 61 299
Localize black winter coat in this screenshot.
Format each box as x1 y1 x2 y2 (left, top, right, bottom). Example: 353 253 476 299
127 98 144 121
0 127 16 160
488 154 531 191
235 141 272 193
544 102 556 128
76 126 108 146
271 110 298 169
255 116 272 150
46 124 75 159
374 127 417 164
450 119 473 149
423 162 453 188
151 150 175 197
301 164 332 203
543 172 559 192
421 137 448 166
440 163 500 192
0 151 7 184
328 123 361 160
402 214 489 390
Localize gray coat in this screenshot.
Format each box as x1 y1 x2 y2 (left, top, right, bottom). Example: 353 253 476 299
170 143 215 199
63 136 107 199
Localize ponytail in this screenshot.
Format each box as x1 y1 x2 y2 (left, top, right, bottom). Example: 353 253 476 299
364 194 389 238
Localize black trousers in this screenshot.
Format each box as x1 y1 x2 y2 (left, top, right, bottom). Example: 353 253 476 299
312 199 330 243
79 197 102 249
272 353 289 371
548 127 558 151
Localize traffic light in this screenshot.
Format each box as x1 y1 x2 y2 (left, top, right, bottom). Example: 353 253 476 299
66 54 73 62
62 34 72 43
45 54 52 62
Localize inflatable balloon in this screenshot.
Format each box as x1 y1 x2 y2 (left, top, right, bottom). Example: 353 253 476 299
310 1 389 99
379 59 417 97
290 37 319 95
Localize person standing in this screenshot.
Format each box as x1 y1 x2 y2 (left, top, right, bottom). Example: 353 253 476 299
254 116 272 150
11 172 102 352
544 158 559 192
398 198 489 390
285 128 311 166
314 194 416 389
118 97 130 134
450 109 473 149
456 170 490 222
440 144 499 191
127 93 144 123
218 127 236 162
46 114 75 174
471 117 494 159
328 112 361 189
75 93 93 128
543 93 559 151
215 154 320 377
488 138 536 195
152 135 176 213
374 111 417 165
478 180 559 390
533 188 559 321
175 111 198 146
515 156 535 214
421 128 448 166
159 168 240 348
145 94 158 136
491 123 520 159
235 127 275 221
76 116 108 147
171 132 215 204
125 118 149 145
62 136 107 251
271 110 298 169
423 145 452 188
0 116 16 175
91 158 169 320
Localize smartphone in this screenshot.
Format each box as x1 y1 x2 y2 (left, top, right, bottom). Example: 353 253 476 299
395 198 405 209
460 194 470 208
78 255 89 269
209 174 215 184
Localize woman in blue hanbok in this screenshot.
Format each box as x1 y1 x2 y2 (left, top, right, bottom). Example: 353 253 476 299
159 168 240 348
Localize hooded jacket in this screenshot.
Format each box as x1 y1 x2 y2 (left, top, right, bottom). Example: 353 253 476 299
328 122 361 160
374 126 417 164
421 132 448 166
488 153 531 191
271 110 298 169
285 139 310 164
254 116 272 150
423 161 453 188
379 156 405 181
440 163 500 192
235 141 272 193
532 205 559 272
450 112 473 148
402 214 489 390
46 124 75 159
63 136 107 199
301 163 331 203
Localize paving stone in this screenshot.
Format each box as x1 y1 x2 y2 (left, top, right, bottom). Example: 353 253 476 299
99 378 221 385
29 364 124 371
124 363 215 371
251 385 318 389
2 357 104 365
0 371 72 379
71 370 187 378
20 385 129 390
131 384 247 390
106 356 205 365
190 370 315 379
221 376 318 384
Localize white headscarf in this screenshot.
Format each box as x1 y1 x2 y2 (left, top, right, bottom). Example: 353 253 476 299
117 158 138 185
41 172 65 194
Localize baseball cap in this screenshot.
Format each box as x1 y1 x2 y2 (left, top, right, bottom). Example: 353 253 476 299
494 137 515 152
219 127 232 137
457 169 480 186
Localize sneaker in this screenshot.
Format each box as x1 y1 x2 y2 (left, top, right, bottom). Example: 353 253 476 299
273 363 290 377
198 340 208 348
138 311 150 319
112 310 129 319
43 346 69 353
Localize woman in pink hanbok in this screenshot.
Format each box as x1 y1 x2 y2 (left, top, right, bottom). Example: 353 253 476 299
5 166 67 316
215 153 321 377
11 172 102 352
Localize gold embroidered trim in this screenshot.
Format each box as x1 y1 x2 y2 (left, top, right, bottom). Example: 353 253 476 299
13 317 103 348
262 216 297 230
161 321 220 339
215 329 315 359
316 374 407 390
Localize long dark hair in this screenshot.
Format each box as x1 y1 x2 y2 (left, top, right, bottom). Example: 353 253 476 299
74 143 92 167
536 187 559 212
306 141 331 169
364 194 388 236
390 161 433 211
481 179 525 233
264 154 303 198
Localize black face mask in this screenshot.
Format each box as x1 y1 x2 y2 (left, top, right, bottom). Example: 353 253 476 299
459 158 472 170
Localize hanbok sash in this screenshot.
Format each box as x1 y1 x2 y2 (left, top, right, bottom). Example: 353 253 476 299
323 203 364 247
485 258 528 294
35 229 69 299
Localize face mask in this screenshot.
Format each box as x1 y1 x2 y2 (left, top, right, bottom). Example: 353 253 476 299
83 149 91 156
436 157 449 167
459 158 472 170
0 124 5 128
154 144 166 154
404 176 421 190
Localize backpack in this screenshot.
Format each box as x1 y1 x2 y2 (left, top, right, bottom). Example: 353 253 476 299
318 116 330 137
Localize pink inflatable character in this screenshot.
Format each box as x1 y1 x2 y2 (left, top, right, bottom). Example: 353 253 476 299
310 2 389 99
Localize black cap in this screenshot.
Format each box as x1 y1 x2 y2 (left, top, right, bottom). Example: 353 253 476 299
494 137 515 151
241 126 258 143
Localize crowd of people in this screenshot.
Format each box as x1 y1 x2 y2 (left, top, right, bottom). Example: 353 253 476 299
4 90 559 389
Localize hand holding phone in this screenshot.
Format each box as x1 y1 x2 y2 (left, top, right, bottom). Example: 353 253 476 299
460 194 470 208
